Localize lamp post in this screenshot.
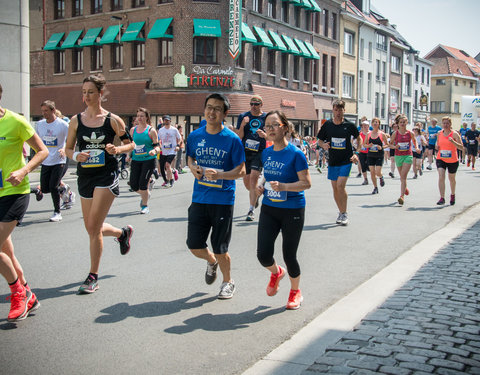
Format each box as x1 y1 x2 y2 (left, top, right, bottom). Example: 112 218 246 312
111 15 122 42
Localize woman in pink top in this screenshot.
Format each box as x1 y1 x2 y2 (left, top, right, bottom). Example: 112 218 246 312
435 116 463 205
389 114 420 205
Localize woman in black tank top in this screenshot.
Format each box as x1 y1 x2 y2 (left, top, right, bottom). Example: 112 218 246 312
65 74 135 295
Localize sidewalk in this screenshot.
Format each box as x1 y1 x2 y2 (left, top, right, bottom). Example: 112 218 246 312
244 203 480 375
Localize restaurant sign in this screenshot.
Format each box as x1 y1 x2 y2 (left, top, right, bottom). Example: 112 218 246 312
174 65 236 88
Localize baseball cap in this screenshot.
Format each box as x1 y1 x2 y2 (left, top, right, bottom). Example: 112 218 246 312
162 115 171 120
250 94 263 103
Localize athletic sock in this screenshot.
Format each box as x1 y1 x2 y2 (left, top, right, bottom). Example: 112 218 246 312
9 278 23 294
249 205 254 212
23 282 31 292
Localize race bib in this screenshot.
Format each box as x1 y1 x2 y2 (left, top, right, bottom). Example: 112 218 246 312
440 150 452 158
331 137 346 150
469 139 476 144
398 142 409 151
135 144 147 155
360 146 368 152
43 136 58 147
163 142 173 149
81 149 105 168
429 134 436 140
198 167 224 188
0 169 3 189
370 145 379 152
245 139 260 152
264 182 287 202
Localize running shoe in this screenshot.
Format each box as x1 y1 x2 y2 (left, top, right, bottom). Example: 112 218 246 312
339 212 348 226
218 280 236 299
356 173 361 178
205 261 218 285
7 288 32 322
153 169 160 179
388 172 394 178
286 289 303 310
379 176 385 187
49 212 62 222
361 179 368 185
148 178 156 191
398 196 404 205
266 266 285 296
116 225 134 255
426 165 432 170
336 212 342 224
78 275 99 294
372 187 379 194
405 188 410 196
467 160 470 167
161 181 168 188
317 167 322 173
140 206 150 214
246 210 254 221
413 174 418 179
473 166 476 171
33 188 43 201
437 197 445 205
419 170 423 176
173 169 179 181
27 291 41 315
450 194 455 206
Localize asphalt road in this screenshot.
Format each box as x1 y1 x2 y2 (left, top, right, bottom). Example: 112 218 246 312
1 161 479 375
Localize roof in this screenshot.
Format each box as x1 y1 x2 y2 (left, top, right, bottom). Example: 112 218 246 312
425 45 480 75
430 57 476 78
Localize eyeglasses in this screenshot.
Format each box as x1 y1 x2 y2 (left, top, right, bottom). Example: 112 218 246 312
205 105 223 113
265 123 283 130
250 102 261 106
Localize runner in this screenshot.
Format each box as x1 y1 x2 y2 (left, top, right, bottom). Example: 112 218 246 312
388 121 399 178
465 122 479 170
458 122 469 164
412 125 427 179
317 99 360 225
64 74 135 294
426 118 442 170
186 93 245 299
35 100 70 222
174 124 186 173
235 94 267 221
435 117 463 205
128 107 159 214
0 82 49 321
363 117 388 194
358 120 370 186
157 115 181 188
389 114 420 205
255 110 311 310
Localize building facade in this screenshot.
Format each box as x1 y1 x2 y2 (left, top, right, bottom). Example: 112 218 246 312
412 56 433 127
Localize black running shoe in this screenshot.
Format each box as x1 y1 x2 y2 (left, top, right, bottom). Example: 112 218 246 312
116 225 134 255
205 261 218 285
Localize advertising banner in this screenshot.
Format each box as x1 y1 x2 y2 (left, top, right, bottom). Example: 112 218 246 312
461 96 480 126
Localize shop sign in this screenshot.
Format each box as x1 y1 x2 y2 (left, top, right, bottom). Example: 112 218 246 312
281 99 296 108
419 94 428 106
228 0 241 60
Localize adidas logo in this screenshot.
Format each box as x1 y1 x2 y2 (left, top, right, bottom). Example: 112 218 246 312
83 132 105 144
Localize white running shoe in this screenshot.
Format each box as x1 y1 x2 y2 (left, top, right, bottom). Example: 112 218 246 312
49 212 62 222
140 206 150 214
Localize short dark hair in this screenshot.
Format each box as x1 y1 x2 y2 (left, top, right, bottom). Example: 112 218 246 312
332 99 345 109
41 100 56 110
204 93 230 113
83 73 106 92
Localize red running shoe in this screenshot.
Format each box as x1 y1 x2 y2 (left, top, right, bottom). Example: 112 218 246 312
7 288 32 322
405 188 410 196
27 291 41 315
286 289 303 310
266 266 285 296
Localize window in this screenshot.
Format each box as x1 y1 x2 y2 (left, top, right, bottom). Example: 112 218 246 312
421 67 425 83
376 33 387 51
454 102 460 113
312 59 319 85
374 92 379 117
404 53 412 66
415 65 419 82
323 9 329 38
133 41 145 67
305 10 312 31
158 39 173 66
314 11 319 34
358 70 364 101
330 56 336 92
304 59 310 82
194 38 217 64
405 75 411 96
54 0 65 19
391 55 400 73
91 46 103 71
431 101 446 113
132 0 144 7
158 0 173 3
470 82 474 89
92 0 102 14
253 45 262 72
54 50 65 73
342 74 353 98
403 102 410 119
236 42 245 68
360 39 364 59
111 43 123 69
281 1 289 23
436 79 446 86
331 13 337 40
367 72 372 102
111 0 123 10
375 59 380 80
427 69 430 85
294 6 301 28
455 79 459 86
293 56 300 81
281 53 288 79
368 42 372 61
73 0 83 16
72 49 83 72
382 61 386 81
381 93 385 118
322 54 328 89
267 50 276 75
344 31 354 55
253 0 262 13
390 88 400 107
267 0 276 18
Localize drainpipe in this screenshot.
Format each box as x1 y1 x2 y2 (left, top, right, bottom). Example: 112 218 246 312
357 21 364 124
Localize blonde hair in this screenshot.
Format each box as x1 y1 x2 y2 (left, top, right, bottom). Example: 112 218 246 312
442 116 452 126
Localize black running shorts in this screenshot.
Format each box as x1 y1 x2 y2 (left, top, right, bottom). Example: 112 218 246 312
0 194 29 223
77 170 119 199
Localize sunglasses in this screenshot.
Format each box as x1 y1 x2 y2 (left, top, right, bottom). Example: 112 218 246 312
250 102 261 106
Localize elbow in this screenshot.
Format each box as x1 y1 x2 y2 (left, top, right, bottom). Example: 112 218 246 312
305 181 312 190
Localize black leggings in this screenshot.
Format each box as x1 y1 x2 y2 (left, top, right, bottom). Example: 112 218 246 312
257 204 305 278
159 154 175 182
129 158 156 191
40 163 67 213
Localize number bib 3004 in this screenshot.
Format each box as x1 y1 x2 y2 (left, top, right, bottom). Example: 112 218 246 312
81 149 105 168
264 182 287 202
198 168 224 188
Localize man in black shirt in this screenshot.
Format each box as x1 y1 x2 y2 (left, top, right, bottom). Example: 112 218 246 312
317 99 361 225
465 122 480 170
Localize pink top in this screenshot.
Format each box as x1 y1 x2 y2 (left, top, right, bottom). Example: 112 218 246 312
394 131 413 156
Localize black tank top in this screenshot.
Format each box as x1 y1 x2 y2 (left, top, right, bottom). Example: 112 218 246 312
367 132 384 158
76 112 117 176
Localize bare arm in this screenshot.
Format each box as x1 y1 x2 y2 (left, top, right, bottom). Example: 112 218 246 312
204 162 246 181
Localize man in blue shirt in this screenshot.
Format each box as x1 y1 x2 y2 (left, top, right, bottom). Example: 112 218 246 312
459 122 469 164
426 118 442 170
186 93 246 299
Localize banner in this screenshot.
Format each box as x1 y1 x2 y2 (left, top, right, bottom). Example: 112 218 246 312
228 0 241 60
461 96 480 126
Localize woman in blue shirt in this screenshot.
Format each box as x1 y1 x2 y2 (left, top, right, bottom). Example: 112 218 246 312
255 110 311 310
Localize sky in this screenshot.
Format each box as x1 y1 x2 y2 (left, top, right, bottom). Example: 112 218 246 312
371 0 480 58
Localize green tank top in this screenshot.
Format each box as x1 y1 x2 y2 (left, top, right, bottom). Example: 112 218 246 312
132 126 156 161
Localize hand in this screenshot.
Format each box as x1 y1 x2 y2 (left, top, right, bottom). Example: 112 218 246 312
350 154 359 164
256 129 266 138
75 151 91 162
191 164 204 180
6 169 27 186
322 142 330 150
269 181 282 191
148 150 156 156
242 116 250 126
256 185 265 196
58 148 66 157
105 143 117 155
204 168 221 181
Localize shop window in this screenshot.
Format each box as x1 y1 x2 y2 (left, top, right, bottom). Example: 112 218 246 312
111 44 123 69
73 0 83 17
158 39 173 66
193 38 217 64
91 45 103 71
72 49 83 72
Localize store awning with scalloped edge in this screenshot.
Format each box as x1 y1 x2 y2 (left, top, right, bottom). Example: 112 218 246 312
304 41 320 59
147 18 173 39
120 21 145 42
61 30 83 49
44 32 64 50
281 35 300 55
241 23 257 43
79 27 102 47
268 31 287 52
193 19 221 38
253 26 273 48
99 25 122 44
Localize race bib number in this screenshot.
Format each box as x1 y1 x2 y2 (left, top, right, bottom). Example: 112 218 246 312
81 149 105 168
245 139 260 152
360 146 368 152
264 182 287 202
469 139 476 145
163 142 173 149
43 136 58 147
135 144 147 155
429 134 436 140
198 167 224 188
331 137 346 150
370 145 379 152
0 169 3 189
398 142 409 151
440 150 452 158
461 134 466 140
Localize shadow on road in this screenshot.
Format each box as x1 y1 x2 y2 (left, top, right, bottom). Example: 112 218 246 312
94 292 216 324
359 202 398 208
149 216 188 223
303 223 339 231
407 206 449 211
164 305 285 334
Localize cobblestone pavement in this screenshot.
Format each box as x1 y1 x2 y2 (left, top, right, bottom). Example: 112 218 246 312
303 220 480 375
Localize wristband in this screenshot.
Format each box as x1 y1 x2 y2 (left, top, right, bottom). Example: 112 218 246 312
73 151 80 161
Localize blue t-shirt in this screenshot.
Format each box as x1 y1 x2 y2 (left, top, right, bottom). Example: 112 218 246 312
459 127 469 144
186 126 245 205
236 111 267 152
261 143 309 209
427 125 442 145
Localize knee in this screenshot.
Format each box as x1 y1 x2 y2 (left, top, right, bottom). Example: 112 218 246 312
85 221 102 237
257 250 273 268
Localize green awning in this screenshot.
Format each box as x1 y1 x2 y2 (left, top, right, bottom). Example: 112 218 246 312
61 30 83 49
253 26 273 48
294 38 312 58
281 35 300 55
300 0 313 9
304 41 320 59
121 21 145 42
193 19 221 37
99 25 122 45
268 31 287 52
79 27 102 47
44 32 64 50
290 0 302 6
241 22 257 43
147 18 173 39
308 0 322 12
